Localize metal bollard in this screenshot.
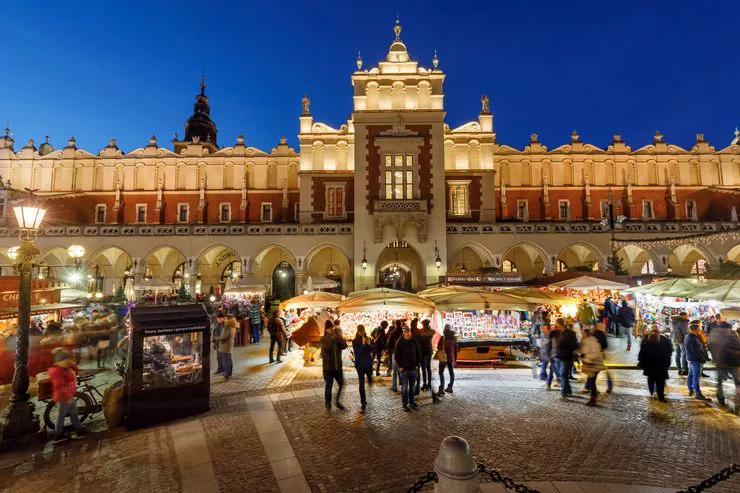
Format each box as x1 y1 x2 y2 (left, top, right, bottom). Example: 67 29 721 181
434 436 479 493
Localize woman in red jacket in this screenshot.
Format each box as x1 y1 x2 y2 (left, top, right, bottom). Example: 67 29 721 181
48 348 87 442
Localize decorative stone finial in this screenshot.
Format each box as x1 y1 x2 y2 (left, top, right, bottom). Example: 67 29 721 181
236 134 245 145
654 130 664 143
394 16 401 40
432 50 439 69
200 70 206 95
24 139 35 149
356 51 363 70
612 134 622 143
301 94 311 115
480 95 490 114
45 135 49 144
149 134 157 146
279 136 287 145
530 133 539 143
67 136 77 148
695 133 705 142
571 130 580 142
107 138 117 148
3 125 9 138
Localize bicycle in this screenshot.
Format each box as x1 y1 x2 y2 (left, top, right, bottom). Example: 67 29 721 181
40 373 105 431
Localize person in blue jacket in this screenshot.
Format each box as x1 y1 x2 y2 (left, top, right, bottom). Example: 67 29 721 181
685 319 711 401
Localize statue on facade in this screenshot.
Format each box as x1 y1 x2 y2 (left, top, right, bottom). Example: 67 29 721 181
481 95 490 114
301 95 311 115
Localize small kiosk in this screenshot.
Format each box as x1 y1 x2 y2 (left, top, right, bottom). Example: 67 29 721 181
126 304 210 429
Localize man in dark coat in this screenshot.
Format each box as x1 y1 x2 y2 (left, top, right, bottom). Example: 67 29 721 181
637 329 673 401
604 295 618 335
372 321 388 377
708 318 740 409
321 319 348 412
417 319 435 391
671 312 690 375
387 320 403 390
394 326 421 411
617 299 636 351
555 321 579 397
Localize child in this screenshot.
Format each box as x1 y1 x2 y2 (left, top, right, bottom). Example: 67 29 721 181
48 347 87 442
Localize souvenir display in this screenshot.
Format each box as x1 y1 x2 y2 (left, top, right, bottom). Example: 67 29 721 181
339 311 422 337
441 310 526 341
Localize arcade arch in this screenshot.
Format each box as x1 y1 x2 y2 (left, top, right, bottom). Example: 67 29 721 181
447 243 494 273
305 244 352 293
726 244 740 263
376 240 424 292
143 245 187 284
196 244 240 294
557 243 601 272
86 246 132 294
667 244 710 278
501 243 547 280
615 245 656 276
251 244 297 300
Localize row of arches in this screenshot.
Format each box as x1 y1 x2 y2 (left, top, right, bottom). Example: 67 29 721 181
448 242 740 280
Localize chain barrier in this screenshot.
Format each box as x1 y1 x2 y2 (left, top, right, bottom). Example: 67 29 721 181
677 463 739 493
477 463 541 493
406 471 437 493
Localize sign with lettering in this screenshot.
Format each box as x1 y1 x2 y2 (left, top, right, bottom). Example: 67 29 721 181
446 273 523 285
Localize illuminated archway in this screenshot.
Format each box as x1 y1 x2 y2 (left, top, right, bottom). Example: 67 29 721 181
305 244 352 294
376 240 424 292
447 242 494 273
501 242 547 280
557 242 602 272
668 244 709 278
615 244 657 276
196 244 240 294
86 246 132 294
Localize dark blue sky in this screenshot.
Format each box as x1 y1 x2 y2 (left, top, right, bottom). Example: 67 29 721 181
3 1 739 153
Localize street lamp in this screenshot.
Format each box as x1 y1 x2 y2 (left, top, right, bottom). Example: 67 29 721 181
1 193 46 447
67 244 85 286
361 242 368 271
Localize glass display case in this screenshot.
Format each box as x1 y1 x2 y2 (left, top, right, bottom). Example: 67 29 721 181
142 332 203 390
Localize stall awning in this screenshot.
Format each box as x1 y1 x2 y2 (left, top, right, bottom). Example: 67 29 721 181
339 288 437 313
279 291 344 310
224 275 269 294
500 287 577 306
623 278 704 298
548 276 629 291
0 302 85 320
421 288 535 312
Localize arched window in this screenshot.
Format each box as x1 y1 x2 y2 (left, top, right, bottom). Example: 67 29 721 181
502 260 517 273
556 260 568 272
641 259 655 275
690 259 707 279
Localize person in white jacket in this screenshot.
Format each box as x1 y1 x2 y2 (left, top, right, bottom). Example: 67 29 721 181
580 328 605 407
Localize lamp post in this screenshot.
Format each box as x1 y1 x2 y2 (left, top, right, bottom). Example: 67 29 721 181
67 244 85 288
0 194 46 448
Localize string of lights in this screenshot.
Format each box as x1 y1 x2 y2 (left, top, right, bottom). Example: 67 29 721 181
612 228 740 252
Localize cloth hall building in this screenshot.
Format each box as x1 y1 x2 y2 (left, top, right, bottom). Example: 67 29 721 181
1 21 739 299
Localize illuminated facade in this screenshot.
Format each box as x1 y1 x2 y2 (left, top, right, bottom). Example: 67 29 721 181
1 20 739 297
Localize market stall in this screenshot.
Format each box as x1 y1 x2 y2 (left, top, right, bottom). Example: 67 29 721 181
306 276 340 292
279 291 344 364
420 286 536 364
134 278 177 304
126 304 210 429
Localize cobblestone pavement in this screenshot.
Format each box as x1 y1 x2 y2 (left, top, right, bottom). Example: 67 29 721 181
1 338 738 493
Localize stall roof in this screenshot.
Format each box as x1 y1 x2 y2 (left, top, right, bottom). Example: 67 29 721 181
623 278 704 298
548 276 629 291
499 287 577 306
339 288 437 313
129 304 210 334
279 291 344 310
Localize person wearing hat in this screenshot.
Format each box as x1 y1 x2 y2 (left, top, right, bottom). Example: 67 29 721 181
394 325 421 411
48 348 87 442
685 319 711 401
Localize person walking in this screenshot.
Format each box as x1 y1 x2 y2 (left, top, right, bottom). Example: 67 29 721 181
580 328 605 406
249 298 262 344
617 299 636 351
212 312 226 374
352 325 375 413
637 328 673 402
48 348 88 442
671 311 690 375
592 322 613 393
685 319 711 401
708 315 739 409
604 295 618 336
321 319 347 413
395 325 421 411
410 318 422 395
417 319 435 391
437 324 458 395
268 310 287 364
373 321 388 377
387 320 403 390
542 323 562 390
577 299 597 330
220 313 238 380
555 320 579 398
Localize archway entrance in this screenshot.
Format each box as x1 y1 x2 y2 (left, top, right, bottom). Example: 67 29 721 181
501 243 546 280
376 240 424 292
272 261 296 301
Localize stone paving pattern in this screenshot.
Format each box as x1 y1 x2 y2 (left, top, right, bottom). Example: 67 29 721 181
1 337 738 493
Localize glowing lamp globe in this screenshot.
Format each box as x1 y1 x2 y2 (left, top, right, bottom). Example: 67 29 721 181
67 244 86 259
13 205 46 230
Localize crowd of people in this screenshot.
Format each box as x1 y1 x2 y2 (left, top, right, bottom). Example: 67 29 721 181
320 317 459 414
537 304 739 409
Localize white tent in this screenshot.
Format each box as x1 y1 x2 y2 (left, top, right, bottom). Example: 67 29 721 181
224 275 270 294
548 276 629 291
306 276 339 290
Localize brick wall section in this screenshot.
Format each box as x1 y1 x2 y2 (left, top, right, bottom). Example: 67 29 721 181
45 191 299 224
365 125 433 214
309 175 354 223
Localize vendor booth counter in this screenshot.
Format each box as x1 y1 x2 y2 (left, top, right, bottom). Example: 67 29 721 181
126 304 210 429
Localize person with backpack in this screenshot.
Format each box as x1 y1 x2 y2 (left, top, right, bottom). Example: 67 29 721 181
268 310 287 364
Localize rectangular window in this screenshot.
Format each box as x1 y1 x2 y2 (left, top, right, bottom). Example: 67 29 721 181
642 200 654 220
517 200 528 221
382 153 415 199
136 204 147 223
178 204 189 223
294 203 299 222
326 186 344 218
600 200 610 220
448 182 470 217
220 203 231 223
558 200 570 220
685 200 697 220
95 204 106 224
261 203 272 222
